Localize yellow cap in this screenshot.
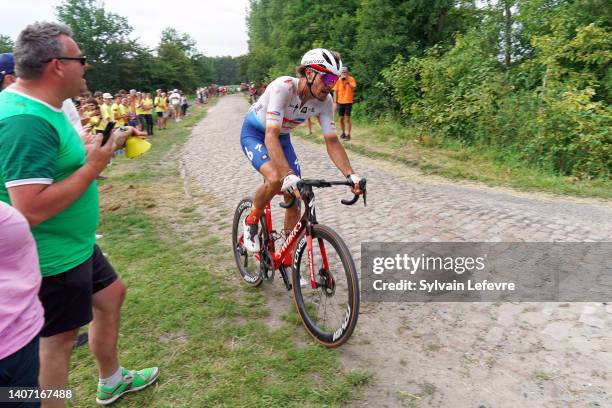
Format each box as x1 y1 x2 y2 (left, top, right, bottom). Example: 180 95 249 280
125 136 151 158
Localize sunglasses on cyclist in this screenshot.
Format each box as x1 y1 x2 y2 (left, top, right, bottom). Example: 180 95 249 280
42 56 87 66
320 73 338 86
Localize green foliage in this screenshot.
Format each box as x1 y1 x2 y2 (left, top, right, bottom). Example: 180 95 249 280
0 35 13 53
379 2 610 178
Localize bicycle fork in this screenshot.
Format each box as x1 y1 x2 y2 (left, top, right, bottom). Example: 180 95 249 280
302 187 334 292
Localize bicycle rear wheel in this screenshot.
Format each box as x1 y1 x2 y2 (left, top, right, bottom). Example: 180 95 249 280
292 224 359 347
232 197 263 286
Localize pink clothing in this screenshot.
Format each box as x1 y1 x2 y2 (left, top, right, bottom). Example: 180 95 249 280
0 201 44 359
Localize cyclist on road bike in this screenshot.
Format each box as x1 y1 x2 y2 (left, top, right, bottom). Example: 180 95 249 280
240 48 363 252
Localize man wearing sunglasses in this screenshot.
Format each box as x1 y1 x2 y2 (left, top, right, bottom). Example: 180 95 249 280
240 48 363 253
0 22 158 407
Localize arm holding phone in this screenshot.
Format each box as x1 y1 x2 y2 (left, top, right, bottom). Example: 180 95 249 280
8 132 115 226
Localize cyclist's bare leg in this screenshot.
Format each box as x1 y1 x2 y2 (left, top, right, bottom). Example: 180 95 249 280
251 161 282 219
283 192 300 233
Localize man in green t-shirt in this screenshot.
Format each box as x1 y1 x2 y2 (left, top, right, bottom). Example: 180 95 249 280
0 22 159 406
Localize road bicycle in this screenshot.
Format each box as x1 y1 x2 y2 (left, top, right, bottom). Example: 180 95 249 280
232 178 366 347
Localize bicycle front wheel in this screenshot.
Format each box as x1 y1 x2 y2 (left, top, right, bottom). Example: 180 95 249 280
232 197 263 287
292 224 360 347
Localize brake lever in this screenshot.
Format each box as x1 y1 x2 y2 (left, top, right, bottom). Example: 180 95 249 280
279 188 297 209
279 195 296 209
340 178 367 206
341 195 359 205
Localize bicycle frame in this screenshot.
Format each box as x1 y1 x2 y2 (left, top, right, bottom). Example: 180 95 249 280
261 185 330 290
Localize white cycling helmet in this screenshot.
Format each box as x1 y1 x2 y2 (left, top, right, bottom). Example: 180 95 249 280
301 48 342 76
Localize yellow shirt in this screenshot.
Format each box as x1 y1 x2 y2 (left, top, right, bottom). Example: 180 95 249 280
100 103 112 122
140 98 153 114
120 104 131 119
90 115 104 131
111 103 126 125
154 96 167 113
135 99 144 115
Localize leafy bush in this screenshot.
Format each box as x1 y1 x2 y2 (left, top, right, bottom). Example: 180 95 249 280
382 12 611 178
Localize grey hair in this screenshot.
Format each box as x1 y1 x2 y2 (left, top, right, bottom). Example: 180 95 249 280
14 21 73 80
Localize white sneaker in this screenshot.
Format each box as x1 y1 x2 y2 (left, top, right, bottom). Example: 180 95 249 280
95 234 104 240
242 219 260 252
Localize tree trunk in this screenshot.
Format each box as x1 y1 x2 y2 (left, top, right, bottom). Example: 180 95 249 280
504 0 512 68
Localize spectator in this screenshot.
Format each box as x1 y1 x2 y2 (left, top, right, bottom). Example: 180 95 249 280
0 202 45 399
260 79 267 95
93 90 103 106
111 94 124 126
128 89 139 127
161 91 169 127
333 66 357 140
0 22 158 407
84 98 103 133
169 89 181 122
100 92 113 128
141 91 154 136
92 99 107 135
180 91 188 117
0 53 16 90
249 82 258 103
120 96 131 130
135 91 146 131
154 89 166 130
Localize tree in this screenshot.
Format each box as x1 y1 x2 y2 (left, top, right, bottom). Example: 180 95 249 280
160 28 198 58
56 0 143 92
0 35 13 53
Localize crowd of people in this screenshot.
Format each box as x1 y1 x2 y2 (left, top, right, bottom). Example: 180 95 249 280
75 88 192 138
243 80 267 103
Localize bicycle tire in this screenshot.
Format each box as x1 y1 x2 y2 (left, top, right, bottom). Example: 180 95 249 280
232 197 263 287
292 224 359 347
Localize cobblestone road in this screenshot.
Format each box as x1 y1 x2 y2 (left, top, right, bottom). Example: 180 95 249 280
183 95 612 408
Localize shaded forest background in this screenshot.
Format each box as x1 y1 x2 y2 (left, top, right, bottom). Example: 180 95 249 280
0 0 609 178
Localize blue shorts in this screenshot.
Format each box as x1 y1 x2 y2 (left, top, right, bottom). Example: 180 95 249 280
240 113 301 177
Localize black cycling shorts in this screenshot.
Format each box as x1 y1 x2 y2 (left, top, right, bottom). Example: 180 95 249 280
337 103 353 117
38 245 118 337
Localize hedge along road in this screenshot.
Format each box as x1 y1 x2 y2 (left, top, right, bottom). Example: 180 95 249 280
183 94 612 408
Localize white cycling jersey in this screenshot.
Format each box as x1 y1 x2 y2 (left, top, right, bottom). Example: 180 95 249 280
247 76 336 135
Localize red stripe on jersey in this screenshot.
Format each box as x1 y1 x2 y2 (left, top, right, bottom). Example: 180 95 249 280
282 118 301 125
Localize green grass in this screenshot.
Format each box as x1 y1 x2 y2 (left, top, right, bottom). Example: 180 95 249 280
294 116 611 199
68 100 369 407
